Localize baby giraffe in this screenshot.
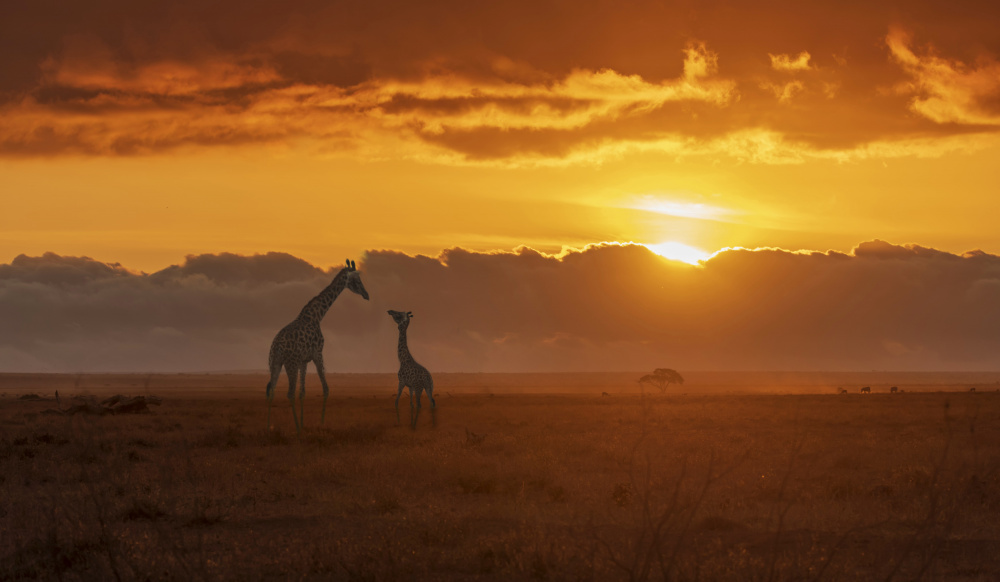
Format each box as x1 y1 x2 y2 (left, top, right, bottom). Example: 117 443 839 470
388 310 435 428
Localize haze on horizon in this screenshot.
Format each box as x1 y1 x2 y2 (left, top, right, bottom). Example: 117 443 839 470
2 0 1000 373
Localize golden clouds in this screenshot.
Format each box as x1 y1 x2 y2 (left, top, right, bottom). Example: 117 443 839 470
372 43 735 133
762 51 834 104
887 27 1000 126
2 2 1000 166
762 80 805 104
41 35 282 96
682 42 721 80
769 52 813 72
0 42 737 160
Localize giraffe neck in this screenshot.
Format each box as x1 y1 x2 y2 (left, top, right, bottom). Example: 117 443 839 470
297 268 350 324
397 326 414 364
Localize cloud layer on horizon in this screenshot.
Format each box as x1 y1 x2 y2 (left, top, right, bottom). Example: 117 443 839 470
2 241 1000 373
2 0 1000 164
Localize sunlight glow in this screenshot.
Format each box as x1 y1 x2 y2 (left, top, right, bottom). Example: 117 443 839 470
645 241 711 265
629 195 733 221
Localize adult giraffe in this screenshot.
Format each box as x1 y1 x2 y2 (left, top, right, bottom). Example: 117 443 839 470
266 259 369 433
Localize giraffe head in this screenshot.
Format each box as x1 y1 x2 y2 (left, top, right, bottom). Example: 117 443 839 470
388 309 413 330
344 259 369 300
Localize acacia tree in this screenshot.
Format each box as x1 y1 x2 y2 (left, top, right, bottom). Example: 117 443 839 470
638 368 684 394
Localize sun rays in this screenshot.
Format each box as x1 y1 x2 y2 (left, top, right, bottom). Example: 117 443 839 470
644 241 711 265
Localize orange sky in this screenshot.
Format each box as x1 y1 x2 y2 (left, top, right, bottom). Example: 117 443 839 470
3 1 1000 373
3 0 1000 271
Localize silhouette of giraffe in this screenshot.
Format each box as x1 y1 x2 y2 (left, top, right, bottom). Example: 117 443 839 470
388 310 435 428
266 259 369 433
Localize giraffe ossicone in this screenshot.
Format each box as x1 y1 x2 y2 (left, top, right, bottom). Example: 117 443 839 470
388 309 435 428
265 258 369 434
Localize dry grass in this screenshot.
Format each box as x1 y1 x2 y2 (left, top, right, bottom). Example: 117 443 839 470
2 382 999 581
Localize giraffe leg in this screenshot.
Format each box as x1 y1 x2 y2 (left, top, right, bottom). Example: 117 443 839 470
426 381 436 408
412 388 422 429
266 364 281 430
395 381 405 424
298 362 307 431
427 382 437 428
315 355 330 425
286 366 300 434
409 386 416 429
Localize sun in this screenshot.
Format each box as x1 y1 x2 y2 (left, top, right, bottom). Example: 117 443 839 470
645 241 711 265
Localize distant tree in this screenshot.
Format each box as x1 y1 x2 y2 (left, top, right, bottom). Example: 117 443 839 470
638 368 684 394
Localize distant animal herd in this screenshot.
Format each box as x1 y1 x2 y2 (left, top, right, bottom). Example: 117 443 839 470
840 385 986 394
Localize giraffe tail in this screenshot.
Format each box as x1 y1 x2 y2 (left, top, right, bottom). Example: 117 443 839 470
265 359 282 399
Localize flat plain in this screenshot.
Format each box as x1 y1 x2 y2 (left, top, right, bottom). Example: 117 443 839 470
2 373 999 581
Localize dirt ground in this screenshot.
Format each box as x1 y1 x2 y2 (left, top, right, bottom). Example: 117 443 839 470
2 374 999 581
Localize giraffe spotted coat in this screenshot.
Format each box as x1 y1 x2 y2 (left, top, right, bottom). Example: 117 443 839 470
388 310 435 427
266 259 369 432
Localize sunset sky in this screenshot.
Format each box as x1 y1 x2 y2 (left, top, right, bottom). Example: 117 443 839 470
3 1 1000 372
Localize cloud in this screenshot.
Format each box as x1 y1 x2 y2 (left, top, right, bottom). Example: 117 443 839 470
150 252 325 285
887 26 1000 125
0 41 736 159
374 44 735 133
0 252 132 284
2 2 1000 163
761 80 805 104
4 241 1000 373
769 52 813 72
0 252 342 371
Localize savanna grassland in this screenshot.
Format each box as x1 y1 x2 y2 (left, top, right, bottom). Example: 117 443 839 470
2 374 999 581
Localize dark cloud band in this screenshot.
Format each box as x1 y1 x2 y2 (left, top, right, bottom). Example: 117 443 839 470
2 241 1000 372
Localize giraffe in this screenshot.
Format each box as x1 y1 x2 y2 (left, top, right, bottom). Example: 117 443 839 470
388 310 435 428
266 259 369 433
